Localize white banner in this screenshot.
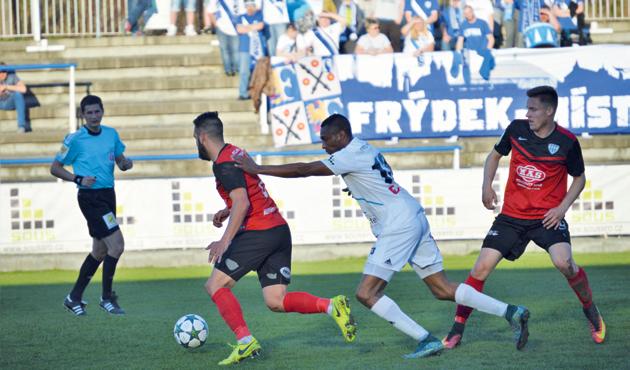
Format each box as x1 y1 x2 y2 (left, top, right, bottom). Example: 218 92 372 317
2 165 629 254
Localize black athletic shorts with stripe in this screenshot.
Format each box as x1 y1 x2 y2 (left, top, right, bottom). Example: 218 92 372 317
482 214 571 261
215 224 292 288
77 188 119 239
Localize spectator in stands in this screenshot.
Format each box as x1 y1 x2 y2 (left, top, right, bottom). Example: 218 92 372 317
539 5 561 33
441 0 464 50
521 5 560 47
355 18 394 54
207 0 240 76
276 23 311 61
168 0 198 36
303 12 347 56
202 0 217 34
125 0 156 35
261 0 290 56
514 0 544 47
494 0 517 48
336 0 366 53
236 0 266 100
372 0 404 52
404 0 439 32
402 16 435 55
457 5 494 51
463 0 494 33
0 63 30 133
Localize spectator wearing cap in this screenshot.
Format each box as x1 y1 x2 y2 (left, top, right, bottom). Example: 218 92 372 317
0 62 30 133
355 18 393 55
236 0 267 99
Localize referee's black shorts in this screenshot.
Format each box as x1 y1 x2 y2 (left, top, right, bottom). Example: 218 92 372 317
215 224 292 288
77 188 119 240
482 214 572 261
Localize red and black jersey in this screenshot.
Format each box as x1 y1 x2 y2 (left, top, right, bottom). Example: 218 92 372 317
213 144 286 231
495 119 585 220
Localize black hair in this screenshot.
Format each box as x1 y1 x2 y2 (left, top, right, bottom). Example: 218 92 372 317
321 114 352 138
286 22 296 31
527 85 558 112
193 111 224 140
80 95 104 112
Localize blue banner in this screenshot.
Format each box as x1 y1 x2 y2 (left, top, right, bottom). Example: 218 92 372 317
267 45 630 147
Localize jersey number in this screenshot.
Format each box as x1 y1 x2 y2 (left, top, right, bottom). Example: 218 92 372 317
372 154 400 194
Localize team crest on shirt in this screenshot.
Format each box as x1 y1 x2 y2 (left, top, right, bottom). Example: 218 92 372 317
548 143 560 155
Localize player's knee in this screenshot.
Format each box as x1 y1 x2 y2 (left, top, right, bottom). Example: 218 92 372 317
429 285 453 301
355 289 373 307
264 298 285 312
470 264 492 280
553 259 575 277
90 250 106 261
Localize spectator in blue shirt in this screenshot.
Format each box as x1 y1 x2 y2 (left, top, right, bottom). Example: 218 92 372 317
456 5 493 52
237 0 267 100
514 0 544 46
440 0 463 50
0 63 30 133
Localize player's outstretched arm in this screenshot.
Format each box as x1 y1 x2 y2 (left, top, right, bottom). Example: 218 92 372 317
543 173 586 229
481 149 502 210
235 152 334 178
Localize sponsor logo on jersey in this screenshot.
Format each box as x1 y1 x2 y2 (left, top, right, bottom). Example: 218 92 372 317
487 229 499 236
102 212 118 229
230 147 244 159
516 165 546 184
548 143 560 155
263 206 277 215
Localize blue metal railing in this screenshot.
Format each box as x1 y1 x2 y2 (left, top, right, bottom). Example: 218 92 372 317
0 145 463 168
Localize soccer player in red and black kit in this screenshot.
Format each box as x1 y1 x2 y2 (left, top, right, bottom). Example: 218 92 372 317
442 86 606 348
192 112 357 366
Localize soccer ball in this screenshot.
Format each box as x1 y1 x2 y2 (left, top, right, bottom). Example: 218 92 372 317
173 314 208 349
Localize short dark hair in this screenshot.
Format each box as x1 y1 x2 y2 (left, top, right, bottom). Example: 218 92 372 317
527 85 558 112
321 114 352 137
286 22 296 31
80 95 104 112
193 111 224 140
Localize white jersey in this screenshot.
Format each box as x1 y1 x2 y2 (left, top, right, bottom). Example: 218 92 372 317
321 138 422 237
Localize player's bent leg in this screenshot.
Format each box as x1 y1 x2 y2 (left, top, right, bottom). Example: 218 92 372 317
330 295 357 343
548 243 605 343
262 284 288 312
443 248 502 349
505 304 530 350
100 231 125 315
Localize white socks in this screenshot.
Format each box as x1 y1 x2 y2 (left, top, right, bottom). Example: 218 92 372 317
371 295 429 342
455 283 508 317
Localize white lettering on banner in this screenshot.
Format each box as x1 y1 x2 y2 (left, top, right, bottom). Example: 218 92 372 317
458 99 484 131
556 97 569 128
587 96 611 128
570 94 585 129
431 100 457 132
402 99 429 132
484 97 512 130
348 102 373 134
375 101 403 134
612 96 630 127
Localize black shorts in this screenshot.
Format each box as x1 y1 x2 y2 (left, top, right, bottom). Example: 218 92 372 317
77 188 119 240
215 224 292 288
482 214 571 261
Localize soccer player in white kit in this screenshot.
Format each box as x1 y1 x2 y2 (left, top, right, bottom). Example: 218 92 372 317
235 114 530 358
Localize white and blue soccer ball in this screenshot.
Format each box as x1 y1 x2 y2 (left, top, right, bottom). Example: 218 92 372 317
173 314 208 349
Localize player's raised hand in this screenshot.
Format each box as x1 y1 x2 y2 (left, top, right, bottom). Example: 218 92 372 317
206 239 230 265
233 151 259 174
542 206 566 230
482 186 498 210
212 208 230 228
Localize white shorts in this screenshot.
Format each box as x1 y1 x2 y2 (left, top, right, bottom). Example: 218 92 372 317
363 211 443 282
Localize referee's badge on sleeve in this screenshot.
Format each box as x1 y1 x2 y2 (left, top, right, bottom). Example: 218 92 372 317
102 212 119 230
57 144 69 159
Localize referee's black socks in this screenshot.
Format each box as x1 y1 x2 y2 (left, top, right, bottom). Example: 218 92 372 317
70 254 101 301
102 255 119 300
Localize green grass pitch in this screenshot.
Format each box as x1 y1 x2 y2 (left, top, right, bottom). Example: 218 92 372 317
1 252 629 369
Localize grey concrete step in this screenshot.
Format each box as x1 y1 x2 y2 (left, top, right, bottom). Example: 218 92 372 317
1 35 219 52
594 20 630 32
0 111 258 133
592 32 630 44
0 99 254 120
15 65 223 83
